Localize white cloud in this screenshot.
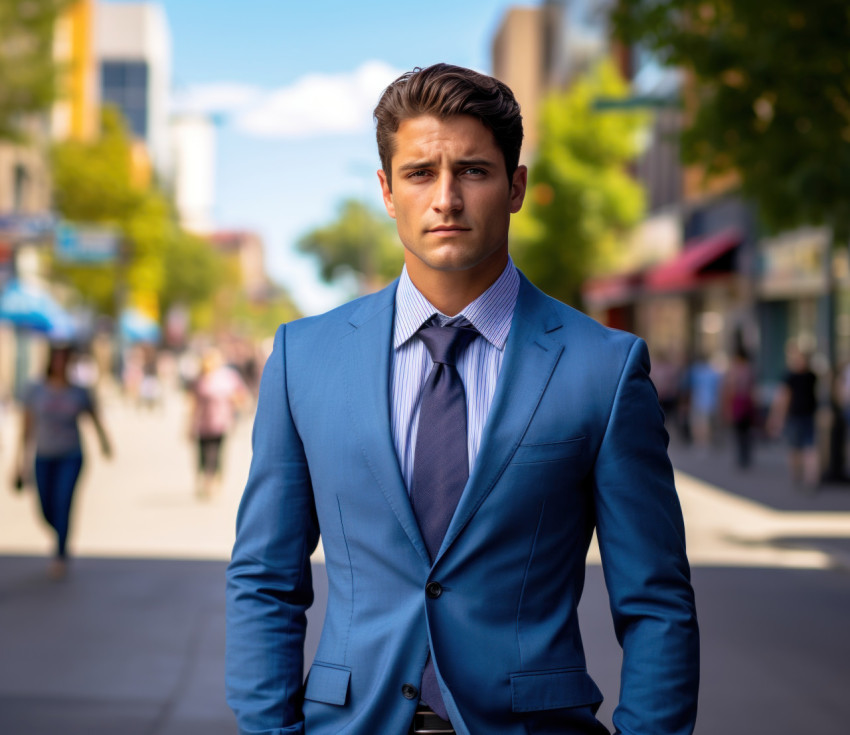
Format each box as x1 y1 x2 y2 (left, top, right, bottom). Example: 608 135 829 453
172 61 403 138
172 83 263 117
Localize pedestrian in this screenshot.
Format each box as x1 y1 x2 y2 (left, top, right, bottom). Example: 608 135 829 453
187 347 248 500
651 350 682 432
688 351 723 450
226 64 699 735
768 345 819 491
723 347 758 468
138 343 162 410
12 344 112 579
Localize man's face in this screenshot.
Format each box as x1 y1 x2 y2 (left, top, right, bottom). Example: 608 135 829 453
378 114 526 279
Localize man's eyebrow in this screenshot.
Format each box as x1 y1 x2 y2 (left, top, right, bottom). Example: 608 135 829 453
397 160 434 172
396 157 496 171
456 158 496 168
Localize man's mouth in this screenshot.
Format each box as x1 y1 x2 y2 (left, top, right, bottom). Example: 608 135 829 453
428 225 470 233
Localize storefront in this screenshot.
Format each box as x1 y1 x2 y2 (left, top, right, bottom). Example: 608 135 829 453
756 227 829 381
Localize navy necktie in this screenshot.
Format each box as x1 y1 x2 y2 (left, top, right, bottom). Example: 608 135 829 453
411 318 478 721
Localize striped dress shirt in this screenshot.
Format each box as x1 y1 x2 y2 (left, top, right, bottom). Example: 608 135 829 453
390 259 520 492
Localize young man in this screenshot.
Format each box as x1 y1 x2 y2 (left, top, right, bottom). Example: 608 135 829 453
226 64 699 735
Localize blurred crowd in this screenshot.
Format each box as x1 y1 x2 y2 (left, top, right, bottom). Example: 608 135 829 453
1 330 270 578
652 342 850 493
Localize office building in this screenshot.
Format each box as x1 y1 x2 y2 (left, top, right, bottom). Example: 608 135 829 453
172 113 217 234
95 2 172 177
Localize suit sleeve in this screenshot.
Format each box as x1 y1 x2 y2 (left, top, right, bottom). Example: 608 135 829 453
593 337 699 735
226 324 320 735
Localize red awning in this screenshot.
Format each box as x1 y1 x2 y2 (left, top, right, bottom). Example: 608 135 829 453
645 227 742 293
583 270 644 309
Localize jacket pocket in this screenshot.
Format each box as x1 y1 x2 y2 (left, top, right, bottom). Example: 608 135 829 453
303 661 351 706
512 436 586 464
510 667 603 712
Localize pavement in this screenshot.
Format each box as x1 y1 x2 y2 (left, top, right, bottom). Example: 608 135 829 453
667 433 850 568
2 382 850 733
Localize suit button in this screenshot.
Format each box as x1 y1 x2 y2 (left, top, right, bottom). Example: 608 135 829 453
402 683 418 700
426 581 442 599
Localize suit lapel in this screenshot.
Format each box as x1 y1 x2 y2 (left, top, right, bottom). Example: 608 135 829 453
342 282 430 564
437 275 565 562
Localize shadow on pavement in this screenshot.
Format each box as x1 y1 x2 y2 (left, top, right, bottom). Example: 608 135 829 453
0 556 328 735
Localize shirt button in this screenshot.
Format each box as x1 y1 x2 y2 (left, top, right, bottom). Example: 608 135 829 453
402 683 419 700
426 581 443 599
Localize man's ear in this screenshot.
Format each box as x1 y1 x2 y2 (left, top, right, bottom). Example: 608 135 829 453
509 164 528 214
377 170 396 219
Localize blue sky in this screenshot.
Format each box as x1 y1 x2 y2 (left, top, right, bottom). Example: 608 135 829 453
153 0 528 314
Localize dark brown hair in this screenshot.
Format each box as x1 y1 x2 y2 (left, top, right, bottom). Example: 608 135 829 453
45 344 74 381
374 63 523 188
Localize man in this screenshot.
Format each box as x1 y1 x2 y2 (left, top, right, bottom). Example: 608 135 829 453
226 63 699 735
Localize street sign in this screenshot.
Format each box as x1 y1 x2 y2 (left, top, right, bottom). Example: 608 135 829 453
55 223 121 263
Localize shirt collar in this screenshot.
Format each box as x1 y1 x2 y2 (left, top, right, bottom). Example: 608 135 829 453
393 258 519 351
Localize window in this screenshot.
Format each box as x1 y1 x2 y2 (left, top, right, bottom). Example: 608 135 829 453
101 60 149 138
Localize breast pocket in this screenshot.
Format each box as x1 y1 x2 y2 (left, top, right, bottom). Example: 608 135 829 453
511 436 586 465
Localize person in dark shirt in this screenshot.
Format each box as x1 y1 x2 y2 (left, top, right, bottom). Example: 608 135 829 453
769 345 819 491
14 345 113 579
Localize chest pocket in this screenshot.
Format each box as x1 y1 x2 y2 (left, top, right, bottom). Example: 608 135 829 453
511 436 586 465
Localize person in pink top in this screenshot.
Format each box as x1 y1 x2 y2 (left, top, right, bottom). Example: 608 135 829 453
188 348 248 499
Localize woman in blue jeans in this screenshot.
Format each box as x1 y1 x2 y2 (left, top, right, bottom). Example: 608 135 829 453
15 345 112 579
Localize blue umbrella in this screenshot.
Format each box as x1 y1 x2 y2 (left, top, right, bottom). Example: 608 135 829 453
0 279 74 337
119 308 160 343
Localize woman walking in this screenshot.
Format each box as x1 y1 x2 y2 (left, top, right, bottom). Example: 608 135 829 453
723 348 758 468
188 348 248 499
15 344 112 579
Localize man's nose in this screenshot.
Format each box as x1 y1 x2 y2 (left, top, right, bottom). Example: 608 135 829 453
432 173 463 213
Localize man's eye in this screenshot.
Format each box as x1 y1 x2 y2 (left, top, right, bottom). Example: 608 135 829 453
464 167 486 176
408 170 429 178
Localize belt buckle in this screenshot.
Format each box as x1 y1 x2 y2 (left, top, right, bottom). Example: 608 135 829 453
412 704 455 734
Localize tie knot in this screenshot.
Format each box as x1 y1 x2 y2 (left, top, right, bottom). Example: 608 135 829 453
418 319 478 366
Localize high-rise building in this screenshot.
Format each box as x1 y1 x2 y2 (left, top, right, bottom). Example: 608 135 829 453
171 113 217 234
52 0 99 142
491 6 557 161
491 1 615 160
95 1 172 177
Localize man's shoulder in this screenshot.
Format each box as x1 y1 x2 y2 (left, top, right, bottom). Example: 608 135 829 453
277 280 398 341
518 273 640 352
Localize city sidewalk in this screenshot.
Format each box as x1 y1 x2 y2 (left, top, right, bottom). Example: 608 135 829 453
667 433 850 567
2 382 850 732
0 555 234 735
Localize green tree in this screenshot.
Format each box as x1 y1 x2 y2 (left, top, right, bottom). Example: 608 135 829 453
0 0 71 140
160 230 225 319
512 60 647 307
51 108 138 223
613 1 850 477
611 0 850 240
297 199 403 294
51 108 145 314
223 289 301 339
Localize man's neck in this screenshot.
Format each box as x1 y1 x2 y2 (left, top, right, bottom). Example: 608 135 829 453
404 254 509 317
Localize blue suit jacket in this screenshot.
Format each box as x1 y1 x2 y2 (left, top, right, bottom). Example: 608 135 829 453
226 274 699 735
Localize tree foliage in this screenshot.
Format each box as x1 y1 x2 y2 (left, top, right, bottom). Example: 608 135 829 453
511 60 647 307
51 108 222 319
297 199 403 294
612 0 850 239
160 230 225 318
0 0 72 140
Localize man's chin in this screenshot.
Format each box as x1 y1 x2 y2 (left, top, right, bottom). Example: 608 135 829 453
408 247 506 273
